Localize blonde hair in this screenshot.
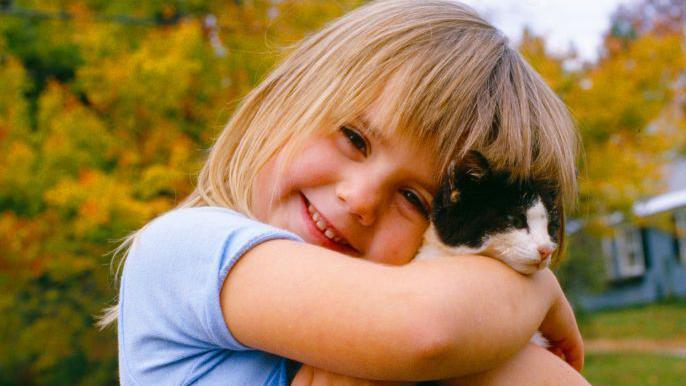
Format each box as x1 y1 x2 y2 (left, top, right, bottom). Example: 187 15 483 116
98 0 578 328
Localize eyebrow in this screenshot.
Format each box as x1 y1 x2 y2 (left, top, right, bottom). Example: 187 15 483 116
352 116 386 144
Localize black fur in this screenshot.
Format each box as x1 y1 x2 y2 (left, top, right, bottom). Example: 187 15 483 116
431 151 560 248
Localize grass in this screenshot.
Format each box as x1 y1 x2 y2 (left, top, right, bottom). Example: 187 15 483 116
576 299 686 386
578 299 686 342
583 353 686 386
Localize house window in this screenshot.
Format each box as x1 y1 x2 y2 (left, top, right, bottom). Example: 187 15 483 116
675 209 686 264
602 225 646 279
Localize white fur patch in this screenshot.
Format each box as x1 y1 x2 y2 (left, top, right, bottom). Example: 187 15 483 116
415 223 484 261
481 198 556 274
530 331 550 348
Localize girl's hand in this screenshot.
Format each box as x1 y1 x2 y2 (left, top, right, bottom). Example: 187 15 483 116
537 271 585 371
291 364 416 386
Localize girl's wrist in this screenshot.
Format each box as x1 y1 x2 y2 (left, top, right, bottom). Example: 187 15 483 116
531 268 563 311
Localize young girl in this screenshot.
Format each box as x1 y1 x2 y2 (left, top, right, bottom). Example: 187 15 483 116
102 0 589 384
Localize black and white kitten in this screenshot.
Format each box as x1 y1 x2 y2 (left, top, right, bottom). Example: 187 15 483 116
416 150 561 275
416 151 561 348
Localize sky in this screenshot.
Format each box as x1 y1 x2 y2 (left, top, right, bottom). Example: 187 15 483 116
460 0 630 62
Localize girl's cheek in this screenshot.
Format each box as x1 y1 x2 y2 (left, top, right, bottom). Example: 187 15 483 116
289 140 346 182
369 224 426 265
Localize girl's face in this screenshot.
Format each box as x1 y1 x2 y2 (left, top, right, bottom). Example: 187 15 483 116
253 100 439 266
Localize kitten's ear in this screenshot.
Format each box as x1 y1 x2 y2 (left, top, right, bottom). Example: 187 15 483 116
444 160 461 204
458 150 491 182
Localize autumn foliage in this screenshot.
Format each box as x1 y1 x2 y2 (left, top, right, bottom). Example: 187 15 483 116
0 1 684 384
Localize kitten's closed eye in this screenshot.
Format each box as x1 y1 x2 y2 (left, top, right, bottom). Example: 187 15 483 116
506 214 527 229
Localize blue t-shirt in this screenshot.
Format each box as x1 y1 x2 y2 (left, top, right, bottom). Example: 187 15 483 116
118 206 303 385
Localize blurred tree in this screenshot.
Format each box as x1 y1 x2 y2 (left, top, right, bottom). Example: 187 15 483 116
607 0 684 40
519 0 686 304
572 33 684 217
520 5 685 218
602 0 686 154
0 1 362 384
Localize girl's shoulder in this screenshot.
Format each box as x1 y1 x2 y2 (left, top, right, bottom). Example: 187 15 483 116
139 206 299 248
124 207 301 285
118 206 301 384
147 205 247 229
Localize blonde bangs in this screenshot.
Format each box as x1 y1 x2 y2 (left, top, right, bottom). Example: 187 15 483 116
194 0 577 216
309 1 578 205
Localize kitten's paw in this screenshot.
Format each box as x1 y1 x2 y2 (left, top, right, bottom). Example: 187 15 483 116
502 255 550 275
530 331 549 348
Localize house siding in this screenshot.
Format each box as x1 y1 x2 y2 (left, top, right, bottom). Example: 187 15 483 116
579 227 686 311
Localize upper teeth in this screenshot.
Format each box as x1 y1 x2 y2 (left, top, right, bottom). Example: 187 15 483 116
307 204 345 244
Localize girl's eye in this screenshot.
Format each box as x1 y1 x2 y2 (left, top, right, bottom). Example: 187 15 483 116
401 189 429 219
340 126 369 156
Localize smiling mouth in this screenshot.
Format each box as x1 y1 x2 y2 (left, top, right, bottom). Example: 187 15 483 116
306 204 347 244
300 194 355 252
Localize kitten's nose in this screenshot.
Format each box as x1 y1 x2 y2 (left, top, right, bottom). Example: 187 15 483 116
537 246 554 260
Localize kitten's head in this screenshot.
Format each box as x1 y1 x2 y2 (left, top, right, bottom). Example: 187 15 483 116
431 151 561 274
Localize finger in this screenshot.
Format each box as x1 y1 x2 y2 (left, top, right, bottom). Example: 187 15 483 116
562 341 584 371
309 368 328 386
291 365 314 386
549 346 564 359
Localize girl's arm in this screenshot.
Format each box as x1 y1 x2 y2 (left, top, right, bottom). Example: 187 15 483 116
441 343 590 386
291 365 415 386
291 343 589 386
220 239 581 381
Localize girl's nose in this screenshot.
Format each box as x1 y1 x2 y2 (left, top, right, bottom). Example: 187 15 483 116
335 179 381 226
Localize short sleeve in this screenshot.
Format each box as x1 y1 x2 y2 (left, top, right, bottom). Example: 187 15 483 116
118 206 302 384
